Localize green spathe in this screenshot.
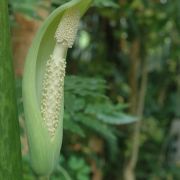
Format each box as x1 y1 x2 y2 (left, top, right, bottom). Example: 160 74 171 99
23 0 92 176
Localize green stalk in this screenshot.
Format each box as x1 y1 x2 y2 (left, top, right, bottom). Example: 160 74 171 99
0 0 22 179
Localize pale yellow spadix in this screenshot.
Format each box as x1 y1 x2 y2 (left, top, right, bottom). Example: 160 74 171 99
23 0 92 176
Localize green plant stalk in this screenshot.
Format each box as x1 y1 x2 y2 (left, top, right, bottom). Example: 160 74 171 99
0 0 22 179
23 0 92 176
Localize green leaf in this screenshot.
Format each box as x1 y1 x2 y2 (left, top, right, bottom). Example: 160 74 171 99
93 0 119 8
64 115 85 137
85 103 137 125
77 116 118 160
96 113 137 125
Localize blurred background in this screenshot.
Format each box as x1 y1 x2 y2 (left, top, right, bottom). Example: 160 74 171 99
9 0 180 179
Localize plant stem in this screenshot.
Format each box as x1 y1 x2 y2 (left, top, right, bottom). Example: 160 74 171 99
58 165 72 180
123 40 148 180
0 0 22 179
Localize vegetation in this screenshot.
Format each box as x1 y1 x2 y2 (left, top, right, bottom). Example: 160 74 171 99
0 0 179 179
0 0 22 179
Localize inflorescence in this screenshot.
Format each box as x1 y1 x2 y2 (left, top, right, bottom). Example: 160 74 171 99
40 8 80 138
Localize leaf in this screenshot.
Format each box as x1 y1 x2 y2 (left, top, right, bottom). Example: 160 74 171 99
65 93 85 113
93 0 119 8
96 113 137 125
85 103 137 125
64 115 85 137
66 156 91 180
76 115 118 160
65 76 107 94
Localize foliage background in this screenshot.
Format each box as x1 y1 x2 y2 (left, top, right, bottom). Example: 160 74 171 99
10 0 180 179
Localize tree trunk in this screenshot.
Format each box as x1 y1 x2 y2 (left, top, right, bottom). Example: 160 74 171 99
123 40 148 180
0 0 22 179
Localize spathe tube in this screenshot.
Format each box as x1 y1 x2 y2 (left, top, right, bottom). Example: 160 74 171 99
23 0 92 176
